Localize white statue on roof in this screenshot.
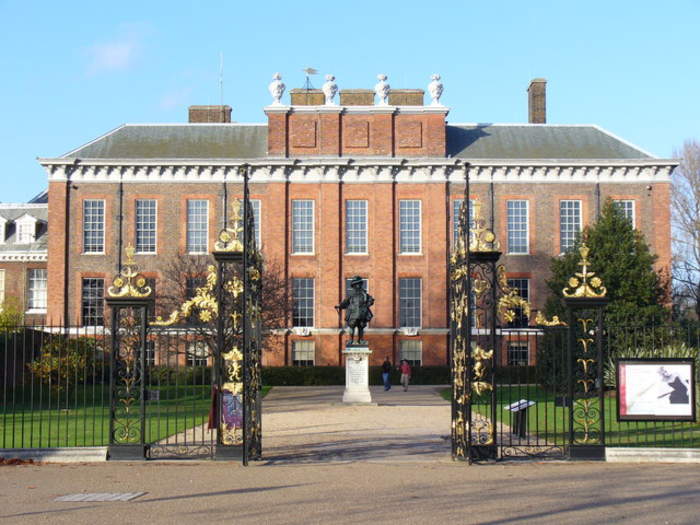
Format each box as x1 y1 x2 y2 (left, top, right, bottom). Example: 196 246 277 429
375 74 390 106
428 74 443 106
322 74 338 105
268 73 286 106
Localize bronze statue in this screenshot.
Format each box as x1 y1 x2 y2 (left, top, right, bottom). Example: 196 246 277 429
335 276 374 344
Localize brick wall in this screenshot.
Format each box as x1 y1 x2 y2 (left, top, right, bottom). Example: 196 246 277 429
48 175 664 365
266 107 448 157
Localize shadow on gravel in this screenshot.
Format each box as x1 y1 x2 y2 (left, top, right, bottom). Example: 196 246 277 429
261 435 450 465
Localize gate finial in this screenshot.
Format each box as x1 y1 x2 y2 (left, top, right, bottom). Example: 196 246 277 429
562 243 607 298
107 244 153 299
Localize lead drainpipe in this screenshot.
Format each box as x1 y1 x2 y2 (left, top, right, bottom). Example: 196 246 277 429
117 174 124 272
595 182 601 218
63 158 80 325
337 163 346 366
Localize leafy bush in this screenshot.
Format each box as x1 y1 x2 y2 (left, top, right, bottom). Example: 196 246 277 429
0 297 24 330
147 365 211 386
26 337 105 392
603 342 699 388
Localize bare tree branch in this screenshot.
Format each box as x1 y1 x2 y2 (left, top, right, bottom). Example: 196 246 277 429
672 139 700 318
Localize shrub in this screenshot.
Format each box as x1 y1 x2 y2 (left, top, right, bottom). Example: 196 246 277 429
26 337 105 392
0 297 24 330
603 342 699 388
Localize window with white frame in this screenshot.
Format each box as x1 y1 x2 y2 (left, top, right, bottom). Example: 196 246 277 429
291 200 314 254
399 278 421 328
292 278 314 327
83 200 105 253
345 277 368 296
507 342 529 366
506 278 530 328
345 200 368 254
250 199 261 249
234 198 261 249
81 278 104 326
27 269 47 311
452 199 475 245
0 218 6 244
187 341 209 366
136 199 157 253
292 340 315 366
0 269 5 304
507 200 529 254
399 200 421 254
16 217 36 244
613 199 635 226
145 341 156 366
559 200 581 253
400 340 422 366
186 199 208 254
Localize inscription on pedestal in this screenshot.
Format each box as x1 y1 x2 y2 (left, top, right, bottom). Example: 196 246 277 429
342 346 372 404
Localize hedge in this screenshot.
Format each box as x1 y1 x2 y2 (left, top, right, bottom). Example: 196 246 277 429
142 365 538 387
262 365 537 386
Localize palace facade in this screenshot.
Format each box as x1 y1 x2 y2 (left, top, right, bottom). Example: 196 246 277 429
38 75 676 367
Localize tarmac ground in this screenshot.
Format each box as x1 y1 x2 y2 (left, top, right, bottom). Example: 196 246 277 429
1 386 698 524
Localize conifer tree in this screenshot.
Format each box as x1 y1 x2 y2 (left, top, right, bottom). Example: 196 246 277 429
544 199 668 325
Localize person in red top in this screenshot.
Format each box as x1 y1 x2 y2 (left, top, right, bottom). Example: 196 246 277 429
399 360 412 392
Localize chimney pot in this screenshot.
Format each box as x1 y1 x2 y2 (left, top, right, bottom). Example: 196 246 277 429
527 78 547 124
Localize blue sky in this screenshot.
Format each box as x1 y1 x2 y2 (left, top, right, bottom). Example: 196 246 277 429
1 0 698 202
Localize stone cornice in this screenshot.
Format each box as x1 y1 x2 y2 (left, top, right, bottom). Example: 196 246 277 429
0 252 47 262
39 158 677 184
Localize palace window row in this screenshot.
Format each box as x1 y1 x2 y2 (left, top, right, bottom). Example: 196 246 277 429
81 198 261 255
79 197 637 256
290 340 423 368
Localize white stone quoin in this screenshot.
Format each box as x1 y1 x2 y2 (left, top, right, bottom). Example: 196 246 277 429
342 345 373 403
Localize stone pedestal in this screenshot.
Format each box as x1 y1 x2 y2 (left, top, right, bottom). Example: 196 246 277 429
342 344 373 404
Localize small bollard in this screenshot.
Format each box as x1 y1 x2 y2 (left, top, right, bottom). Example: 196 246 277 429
505 399 535 439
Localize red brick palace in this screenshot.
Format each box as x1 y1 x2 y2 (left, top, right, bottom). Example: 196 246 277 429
36 75 676 367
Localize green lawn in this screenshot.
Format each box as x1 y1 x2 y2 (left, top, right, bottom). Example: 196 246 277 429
441 386 700 448
1 385 272 448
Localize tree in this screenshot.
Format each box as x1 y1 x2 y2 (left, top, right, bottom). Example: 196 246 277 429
672 139 700 319
155 254 290 361
544 199 668 326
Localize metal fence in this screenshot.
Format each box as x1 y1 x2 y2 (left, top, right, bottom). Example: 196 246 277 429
2 320 699 456
494 320 700 456
0 324 215 456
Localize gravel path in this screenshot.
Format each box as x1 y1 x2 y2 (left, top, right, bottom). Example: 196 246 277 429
261 385 454 464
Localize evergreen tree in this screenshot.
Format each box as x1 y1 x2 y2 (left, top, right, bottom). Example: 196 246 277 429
544 199 668 326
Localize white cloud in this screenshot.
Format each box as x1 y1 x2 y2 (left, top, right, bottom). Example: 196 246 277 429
86 31 141 75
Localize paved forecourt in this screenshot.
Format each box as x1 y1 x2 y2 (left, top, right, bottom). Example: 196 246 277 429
261 385 452 464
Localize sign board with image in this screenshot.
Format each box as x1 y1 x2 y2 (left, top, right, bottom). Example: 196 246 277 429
617 359 696 422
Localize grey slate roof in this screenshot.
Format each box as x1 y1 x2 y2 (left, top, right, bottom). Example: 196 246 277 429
0 205 48 254
60 122 653 160
446 124 652 159
64 124 268 159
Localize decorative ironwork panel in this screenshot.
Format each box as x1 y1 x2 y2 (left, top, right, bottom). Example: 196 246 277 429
569 311 605 446
243 189 263 462
450 179 499 462
110 306 147 444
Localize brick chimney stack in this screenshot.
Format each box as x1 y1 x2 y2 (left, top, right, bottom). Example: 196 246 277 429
188 105 232 123
527 78 547 124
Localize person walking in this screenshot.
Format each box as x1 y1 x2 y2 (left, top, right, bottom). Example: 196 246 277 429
399 359 412 392
381 357 392 391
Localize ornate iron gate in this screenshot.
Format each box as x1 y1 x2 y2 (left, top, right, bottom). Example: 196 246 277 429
450 165 586 462
106 168 263 464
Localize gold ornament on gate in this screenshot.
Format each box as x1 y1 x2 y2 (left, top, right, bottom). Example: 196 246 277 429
107 244 153 299
214 199 244 253
562 243 607 298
